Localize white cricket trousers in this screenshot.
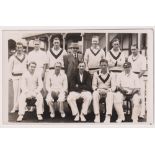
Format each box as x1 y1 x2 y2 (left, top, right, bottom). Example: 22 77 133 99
93 90 114 115
67 91 92 115
46 90 66 113
18 92 44 115
139 77 146 117
12 78 22 110
114 92 141 121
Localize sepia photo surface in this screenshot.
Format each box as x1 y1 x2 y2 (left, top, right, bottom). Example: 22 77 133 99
1 27 154 127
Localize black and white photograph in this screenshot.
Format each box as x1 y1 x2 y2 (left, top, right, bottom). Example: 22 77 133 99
1 1 155 155
2 28 154 125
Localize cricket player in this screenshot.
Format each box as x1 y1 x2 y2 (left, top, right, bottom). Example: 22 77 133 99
17 61 44 122
67 61 92 122
46 62 68 118
9 42 28 113
115 62 141 123
106 38 125 83
128 44 147 119
92 59 116 123
84 36 105 75
27 38 48 79
46 37 67 73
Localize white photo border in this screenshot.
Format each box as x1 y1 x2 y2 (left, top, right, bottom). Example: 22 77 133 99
1 27 154 127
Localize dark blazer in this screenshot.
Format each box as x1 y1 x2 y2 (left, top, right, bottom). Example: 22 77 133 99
63 54 79 81
69 69 92 93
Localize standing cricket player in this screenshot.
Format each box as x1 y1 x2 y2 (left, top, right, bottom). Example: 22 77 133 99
9 42 28 113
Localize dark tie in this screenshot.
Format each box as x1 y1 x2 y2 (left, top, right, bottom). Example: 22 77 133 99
115 61 117 66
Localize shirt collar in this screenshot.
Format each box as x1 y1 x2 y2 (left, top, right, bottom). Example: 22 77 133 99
15 52 24 57
99 69 109 76
28 71 35 76
52 47 62 52
123 71 132 77
73 52 77 57
79 72 83 76
111 48 121 53
91 45 100 51
53 72 61 76
132 53 140 60
15 52 18 56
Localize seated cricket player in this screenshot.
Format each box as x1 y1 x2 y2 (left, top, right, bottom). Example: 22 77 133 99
46 62 68 118
67 61 92 122
115 62 141 123
92 59 116 123
17 61 44 122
